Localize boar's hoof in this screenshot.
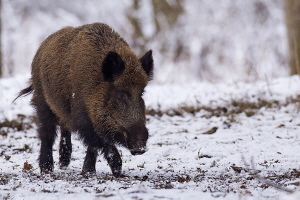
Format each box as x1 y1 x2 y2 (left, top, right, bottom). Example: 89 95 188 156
81 170 96 177
108 159 122 178
41 169 53 174
40 162 54 174
112 168 122 178
59 158 71 169
130 148 146 156
82 164 96 174
40 167 53 174
59 165 68 170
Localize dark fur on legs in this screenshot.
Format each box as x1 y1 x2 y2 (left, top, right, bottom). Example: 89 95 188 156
82 144 122 177
103 145 122 177
82 146 98 174
33 97 58 173
59 127 72 168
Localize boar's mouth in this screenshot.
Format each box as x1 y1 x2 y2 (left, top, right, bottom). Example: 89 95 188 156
130 146 147 155
127 137 148 155
121 131 148 155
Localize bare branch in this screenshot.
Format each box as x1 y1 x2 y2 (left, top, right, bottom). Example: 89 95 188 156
242 156 294 194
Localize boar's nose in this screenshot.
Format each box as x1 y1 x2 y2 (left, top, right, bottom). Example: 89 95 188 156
127 124 148 155
130 147 147 155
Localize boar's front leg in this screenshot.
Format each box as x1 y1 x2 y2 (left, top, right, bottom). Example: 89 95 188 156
82 145 122 177
102 145 122 177
82 146 98 174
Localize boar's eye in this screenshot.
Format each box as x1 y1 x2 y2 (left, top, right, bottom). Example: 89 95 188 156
116 91 130 104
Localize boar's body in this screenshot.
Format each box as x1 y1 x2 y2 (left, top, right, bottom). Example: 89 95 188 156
18 23 153 177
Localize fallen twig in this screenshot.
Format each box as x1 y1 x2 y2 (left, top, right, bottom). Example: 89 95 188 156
242 156 294 194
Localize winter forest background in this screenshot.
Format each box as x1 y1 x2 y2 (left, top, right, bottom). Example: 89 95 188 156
1 0 298 83
2 1 300 199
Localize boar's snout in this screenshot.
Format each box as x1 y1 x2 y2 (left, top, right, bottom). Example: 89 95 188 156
127 124 148 156
130 143 147 155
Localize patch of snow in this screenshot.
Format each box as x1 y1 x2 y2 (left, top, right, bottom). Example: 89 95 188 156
0 75 300 199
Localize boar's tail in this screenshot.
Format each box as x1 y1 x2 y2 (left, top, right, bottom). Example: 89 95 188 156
13 85 33 102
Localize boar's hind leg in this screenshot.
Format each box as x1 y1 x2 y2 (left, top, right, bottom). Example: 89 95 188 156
59 127 72 168
34 98 58 173
102 145 122 177
82 146 98 174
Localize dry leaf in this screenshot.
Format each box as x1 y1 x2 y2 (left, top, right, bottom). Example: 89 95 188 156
23 161 33 171
201 127 218 135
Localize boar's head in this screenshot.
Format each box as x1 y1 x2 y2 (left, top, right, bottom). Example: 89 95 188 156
95 49 153 155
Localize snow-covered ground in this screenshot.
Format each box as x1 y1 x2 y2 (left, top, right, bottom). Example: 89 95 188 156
1 74 300 200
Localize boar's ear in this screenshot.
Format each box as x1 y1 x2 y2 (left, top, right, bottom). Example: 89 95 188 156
102 51 125 81
140 50 154 80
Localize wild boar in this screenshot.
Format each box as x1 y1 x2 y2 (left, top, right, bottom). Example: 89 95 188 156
15 23 154 177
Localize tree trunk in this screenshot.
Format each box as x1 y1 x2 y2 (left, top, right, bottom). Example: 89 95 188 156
284 0 300 75
0 0 2 77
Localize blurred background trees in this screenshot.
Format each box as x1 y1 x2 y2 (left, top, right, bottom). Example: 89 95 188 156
0 0 294 82
0 0 2 77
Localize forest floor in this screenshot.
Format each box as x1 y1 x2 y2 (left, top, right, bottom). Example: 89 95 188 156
1 74 300 200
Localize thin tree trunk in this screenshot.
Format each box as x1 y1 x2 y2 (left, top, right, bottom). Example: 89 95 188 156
284 0 300 75
0 0 2 77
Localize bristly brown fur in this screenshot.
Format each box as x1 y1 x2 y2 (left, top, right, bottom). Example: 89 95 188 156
15 22 154 177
